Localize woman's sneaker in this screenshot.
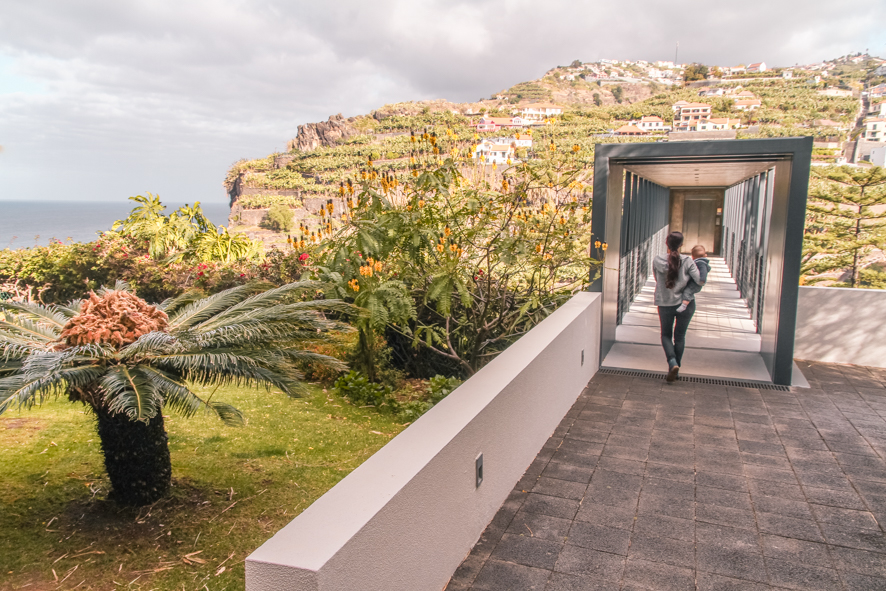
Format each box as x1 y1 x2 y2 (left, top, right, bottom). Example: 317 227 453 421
666 360 680 383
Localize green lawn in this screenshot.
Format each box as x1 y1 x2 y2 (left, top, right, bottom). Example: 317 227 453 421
1 383 407 590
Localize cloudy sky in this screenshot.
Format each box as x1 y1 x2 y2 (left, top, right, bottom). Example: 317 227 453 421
1 1 884 205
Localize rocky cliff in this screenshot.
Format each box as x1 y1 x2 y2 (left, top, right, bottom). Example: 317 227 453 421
287 114 359 152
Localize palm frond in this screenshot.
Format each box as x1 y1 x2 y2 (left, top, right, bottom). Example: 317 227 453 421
0 347 110 413
0 301 70 330
207 402 245 426
190 303 351 339
55 300 84 318
167 283 271 331
0 316 61 343
158 289 205 314
97 280 133 296
101 365 162 422
193 280 328 332
138 365 205 419
118 331 178 360
147 349 297 394
1 339 49 360
193 323 343 349
0 374 31 413
0 371 69 414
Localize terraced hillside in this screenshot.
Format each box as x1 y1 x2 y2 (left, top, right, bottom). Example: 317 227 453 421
225 57 873 247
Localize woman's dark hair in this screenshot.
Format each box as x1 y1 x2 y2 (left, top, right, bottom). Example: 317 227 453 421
665 231 684 289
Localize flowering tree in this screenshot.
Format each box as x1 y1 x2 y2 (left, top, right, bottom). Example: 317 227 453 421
310 146 600 379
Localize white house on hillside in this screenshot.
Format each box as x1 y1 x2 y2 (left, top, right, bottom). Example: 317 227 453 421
673 102 712 130
635 116 667 132
614 124 648 136
691 118 741 131
867 84 886 99
503 135 533 148
747 62 767 73
734 99 763 111
863 118 886 142
474 117 529 132
519 103 563 121
868 100 886 118
473 141 515 164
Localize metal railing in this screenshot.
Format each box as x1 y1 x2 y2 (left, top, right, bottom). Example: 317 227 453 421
722 169 774 331
617 172 670 324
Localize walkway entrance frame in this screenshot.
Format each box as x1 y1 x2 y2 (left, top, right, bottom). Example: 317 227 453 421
590 138 813 385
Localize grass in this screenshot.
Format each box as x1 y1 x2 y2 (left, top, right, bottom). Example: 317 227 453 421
0 383 408 591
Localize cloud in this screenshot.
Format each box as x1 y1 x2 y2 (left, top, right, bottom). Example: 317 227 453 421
0 0 883 205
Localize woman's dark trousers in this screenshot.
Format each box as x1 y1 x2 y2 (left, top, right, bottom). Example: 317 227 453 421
658 300 696 366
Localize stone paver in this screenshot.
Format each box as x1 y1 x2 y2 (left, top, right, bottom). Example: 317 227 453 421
446 361 886 590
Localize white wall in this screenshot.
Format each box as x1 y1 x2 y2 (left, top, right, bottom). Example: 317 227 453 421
246 292 602 591
794 286 886 369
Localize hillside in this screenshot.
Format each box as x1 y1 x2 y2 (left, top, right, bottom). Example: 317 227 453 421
224 55 880 247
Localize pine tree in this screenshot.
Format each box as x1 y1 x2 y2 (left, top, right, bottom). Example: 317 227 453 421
803 166 886 287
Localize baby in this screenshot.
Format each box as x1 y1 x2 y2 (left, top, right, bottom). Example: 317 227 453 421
676 245 710 313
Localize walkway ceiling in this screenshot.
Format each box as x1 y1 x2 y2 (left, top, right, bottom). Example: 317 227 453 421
624 159 777 188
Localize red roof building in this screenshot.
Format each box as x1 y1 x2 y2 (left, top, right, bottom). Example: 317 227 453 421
672 102 712 129
614 124 648 136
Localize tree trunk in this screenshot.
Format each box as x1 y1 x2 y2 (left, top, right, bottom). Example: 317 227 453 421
94 406 172 506
852 203 862 288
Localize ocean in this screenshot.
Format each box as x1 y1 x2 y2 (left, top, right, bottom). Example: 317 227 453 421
0 200 231 249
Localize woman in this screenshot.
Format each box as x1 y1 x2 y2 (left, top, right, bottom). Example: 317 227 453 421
653 231 701 383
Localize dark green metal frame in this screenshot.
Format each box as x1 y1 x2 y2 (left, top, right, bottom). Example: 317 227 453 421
590 138 813 385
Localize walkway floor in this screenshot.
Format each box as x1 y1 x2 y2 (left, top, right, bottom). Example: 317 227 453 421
446 361 886 590
604 257 771 382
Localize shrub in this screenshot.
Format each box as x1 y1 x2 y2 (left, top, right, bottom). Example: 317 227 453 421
313 154 599 380
859 267 886 289
295 332 355 383
0 238 311 305
427 375 462 403
265 204 295 232
334 371 396 409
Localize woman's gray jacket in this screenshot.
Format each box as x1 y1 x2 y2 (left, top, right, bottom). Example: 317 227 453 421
652 254 702 306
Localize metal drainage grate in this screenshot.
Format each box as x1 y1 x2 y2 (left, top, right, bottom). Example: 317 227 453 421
599 368 791 391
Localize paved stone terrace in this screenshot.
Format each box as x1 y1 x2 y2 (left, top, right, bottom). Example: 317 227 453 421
446 361 886 590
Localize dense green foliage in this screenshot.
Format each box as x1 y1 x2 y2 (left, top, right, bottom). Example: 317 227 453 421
238 194 303 209
111 193 263 263
333 370 461 420
304 142 599 379
334 370 395 408
0 236 310 304
265 203 295 232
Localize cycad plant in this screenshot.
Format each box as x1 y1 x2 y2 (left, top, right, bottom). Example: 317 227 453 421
0 281 349 506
